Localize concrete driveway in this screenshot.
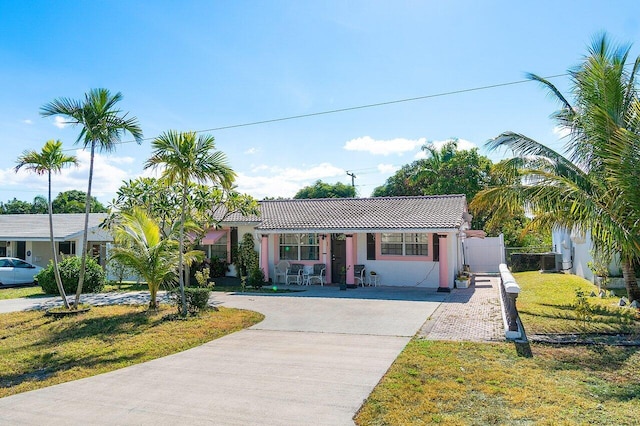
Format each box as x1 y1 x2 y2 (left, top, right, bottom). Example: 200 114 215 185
0 286 445 425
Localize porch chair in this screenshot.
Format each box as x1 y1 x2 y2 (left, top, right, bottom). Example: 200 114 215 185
307 263 326 286
353 264 367 287
286 263 304 285
274 260 290 284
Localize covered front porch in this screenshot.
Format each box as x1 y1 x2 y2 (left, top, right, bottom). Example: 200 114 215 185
257 231 458 290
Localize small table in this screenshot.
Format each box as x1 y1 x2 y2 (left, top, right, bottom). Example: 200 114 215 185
369 273 380 287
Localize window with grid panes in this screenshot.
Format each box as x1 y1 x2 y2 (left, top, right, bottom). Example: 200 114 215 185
279 233 320 260
381 233 429 256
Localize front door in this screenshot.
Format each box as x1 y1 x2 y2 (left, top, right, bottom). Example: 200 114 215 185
16 241 26 260
331 235 346 283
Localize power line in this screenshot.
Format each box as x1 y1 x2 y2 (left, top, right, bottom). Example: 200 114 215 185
62 73 569 150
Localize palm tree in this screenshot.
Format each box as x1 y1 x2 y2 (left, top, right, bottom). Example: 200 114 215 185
109 208 183 309
145 130 235 316
471 34 640 302
15 140 78 308
41 89 143 308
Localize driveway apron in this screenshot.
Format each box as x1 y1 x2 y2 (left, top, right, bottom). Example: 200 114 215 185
0 287 445 425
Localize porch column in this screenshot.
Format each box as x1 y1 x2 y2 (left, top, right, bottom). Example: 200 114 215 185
346 234 354 285
260 235 270 282
438 234 450 292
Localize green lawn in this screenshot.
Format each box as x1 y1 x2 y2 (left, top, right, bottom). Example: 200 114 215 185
356 272 640 425
0 304 263 398
355 340 640 425
515 271 639 334
0 285 46 300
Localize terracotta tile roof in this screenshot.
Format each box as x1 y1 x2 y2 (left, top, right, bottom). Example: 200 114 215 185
0 213 108 240
221 195 467 232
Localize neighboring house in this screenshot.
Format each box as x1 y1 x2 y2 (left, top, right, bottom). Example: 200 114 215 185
0 213 111 268
205 195 471 289
552 228 624 284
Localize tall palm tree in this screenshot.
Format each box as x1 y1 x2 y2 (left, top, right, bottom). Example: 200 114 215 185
110 208 190 309
15 140 78 308
471 34 640 302
145 130 235 315
41 89 143 308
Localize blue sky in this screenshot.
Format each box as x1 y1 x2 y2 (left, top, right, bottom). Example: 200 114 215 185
1 1 639 205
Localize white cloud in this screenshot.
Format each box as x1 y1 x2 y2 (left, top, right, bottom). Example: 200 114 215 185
244 147 258 155
23 119 33 125
553 126 571 139
377 163 399 174
53 116 68 129
234 162 346 199
343 136 426 156
414 138 478 159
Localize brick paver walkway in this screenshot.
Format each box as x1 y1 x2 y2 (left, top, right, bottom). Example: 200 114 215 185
419 274 504 342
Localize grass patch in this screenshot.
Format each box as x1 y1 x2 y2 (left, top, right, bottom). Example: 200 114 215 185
355 340 640 425
0 285 47 300
0 304 263 398
514 271 640 334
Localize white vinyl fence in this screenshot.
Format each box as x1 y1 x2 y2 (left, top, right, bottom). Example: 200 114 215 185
463 234 505 273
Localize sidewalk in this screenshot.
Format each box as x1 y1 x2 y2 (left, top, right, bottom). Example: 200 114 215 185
419 274 504 342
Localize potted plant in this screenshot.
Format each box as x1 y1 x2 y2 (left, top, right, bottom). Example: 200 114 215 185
339 266 348 290
455 272 470 289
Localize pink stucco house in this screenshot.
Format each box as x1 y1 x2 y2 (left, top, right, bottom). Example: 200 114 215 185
202 195 471 290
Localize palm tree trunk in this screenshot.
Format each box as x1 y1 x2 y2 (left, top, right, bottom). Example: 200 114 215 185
75 141 95 308
48 171 70 309
178 181 187 316
621 258 640 303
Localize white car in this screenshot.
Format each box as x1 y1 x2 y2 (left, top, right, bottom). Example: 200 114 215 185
0 257 43 286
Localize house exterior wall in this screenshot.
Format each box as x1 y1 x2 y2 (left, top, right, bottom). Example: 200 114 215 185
352 232 450 288
225 229 463 288
31 241 52 267
551 228 623 283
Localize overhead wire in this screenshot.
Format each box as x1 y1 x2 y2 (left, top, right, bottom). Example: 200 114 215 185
59 73 570 151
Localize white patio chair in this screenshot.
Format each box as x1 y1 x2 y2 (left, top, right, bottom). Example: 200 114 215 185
353 264 366 287
274 260 290 284
307 263 326 286
286 263 304 285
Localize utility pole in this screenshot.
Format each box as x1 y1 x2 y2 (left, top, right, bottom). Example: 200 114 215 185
346 171 356 189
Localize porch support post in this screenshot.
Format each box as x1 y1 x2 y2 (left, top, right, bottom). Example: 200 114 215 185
260 234 270 282
346 234 354 285
437 234 450 292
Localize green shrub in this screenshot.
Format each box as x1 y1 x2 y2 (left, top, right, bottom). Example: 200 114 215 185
36 256 106 295
210 257 228 278
248 267 265 289
171 287 211 315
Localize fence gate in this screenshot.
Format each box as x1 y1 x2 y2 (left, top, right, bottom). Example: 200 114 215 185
463 234 505 273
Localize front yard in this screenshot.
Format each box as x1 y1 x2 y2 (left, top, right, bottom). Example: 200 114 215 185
0 305 263 398
356 272 640 425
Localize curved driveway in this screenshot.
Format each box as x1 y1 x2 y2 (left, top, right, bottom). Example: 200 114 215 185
0 286 445 425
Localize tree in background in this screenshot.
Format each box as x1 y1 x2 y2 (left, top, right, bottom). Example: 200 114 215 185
109 177 258 242
41 88 143 308
294 180 355 199
145 130 235 316
372 140 492 201
0 191 106 214
53 190 107 213
0 198 35 214
15 140 78 309
372 140 548 247
31 196 48 214
471 34 640 302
